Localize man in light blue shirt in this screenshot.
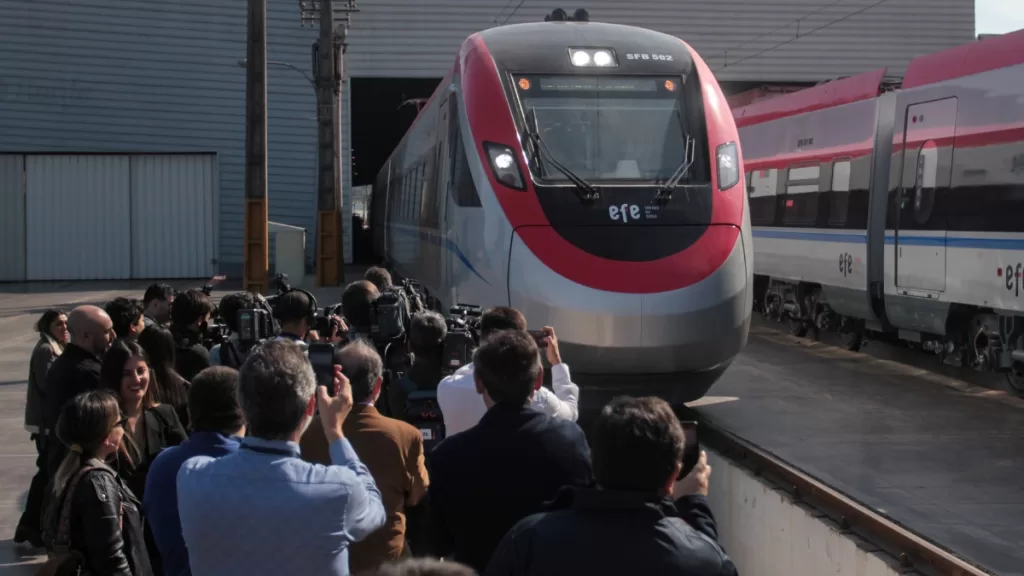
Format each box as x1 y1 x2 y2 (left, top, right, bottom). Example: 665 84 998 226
177 340 386 576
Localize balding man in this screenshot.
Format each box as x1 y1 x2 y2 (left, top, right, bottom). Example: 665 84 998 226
43 305 115 475
301 340 429 570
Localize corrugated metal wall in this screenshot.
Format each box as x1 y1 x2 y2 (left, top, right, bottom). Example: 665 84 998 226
26 155 133 281
131 155 218 279
343 0 975 81
0 0 323 278
0 155 26 281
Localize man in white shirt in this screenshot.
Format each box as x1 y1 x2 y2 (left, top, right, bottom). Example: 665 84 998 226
436 306 579 436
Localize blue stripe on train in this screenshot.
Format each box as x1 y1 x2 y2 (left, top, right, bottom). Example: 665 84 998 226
390 225 490 285
752 229 1024 250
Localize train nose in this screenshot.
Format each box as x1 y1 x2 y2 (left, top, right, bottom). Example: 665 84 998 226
508 225 751 375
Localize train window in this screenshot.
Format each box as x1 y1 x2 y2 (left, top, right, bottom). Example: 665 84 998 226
748 168 777 225
828 159 852 226
451 134 482 208
783 164 820 226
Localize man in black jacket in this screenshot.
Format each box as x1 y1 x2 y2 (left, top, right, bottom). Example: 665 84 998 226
169 289 215 382
427 330 593 573
42 305 115 479
485 396 738 576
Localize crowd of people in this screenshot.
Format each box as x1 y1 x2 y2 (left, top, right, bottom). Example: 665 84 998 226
14 268 739 576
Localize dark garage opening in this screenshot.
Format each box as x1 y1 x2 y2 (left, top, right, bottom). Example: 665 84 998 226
350 77 443 188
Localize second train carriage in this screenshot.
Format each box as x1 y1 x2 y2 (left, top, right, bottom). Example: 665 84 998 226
735 29 1024 394
369 14 752 403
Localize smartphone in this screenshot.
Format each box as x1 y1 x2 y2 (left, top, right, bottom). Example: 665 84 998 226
527 329 549 348
678 421 700 480
308 343 336 395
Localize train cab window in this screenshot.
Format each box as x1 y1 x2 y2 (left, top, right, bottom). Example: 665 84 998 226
748 168 778 225
783 164 820 226
828 159 852 226
511 74 710 184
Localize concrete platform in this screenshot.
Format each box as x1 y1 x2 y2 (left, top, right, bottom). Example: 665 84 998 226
695 324 1024 576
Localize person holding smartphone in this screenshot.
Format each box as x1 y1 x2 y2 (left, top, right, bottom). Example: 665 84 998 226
177 340 386 576
436 307 579 436
485 396 736 576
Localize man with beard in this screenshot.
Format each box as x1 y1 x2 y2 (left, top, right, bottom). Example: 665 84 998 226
42 305 115 483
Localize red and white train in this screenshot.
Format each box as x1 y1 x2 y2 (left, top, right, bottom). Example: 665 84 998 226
369 12 752 403
736 28 1024 394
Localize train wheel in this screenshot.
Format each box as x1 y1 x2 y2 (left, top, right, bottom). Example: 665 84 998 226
1006 364 1024 398
838 317 864 352
787 317 809 338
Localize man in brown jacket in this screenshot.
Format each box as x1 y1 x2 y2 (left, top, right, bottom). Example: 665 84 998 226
301 339 430 573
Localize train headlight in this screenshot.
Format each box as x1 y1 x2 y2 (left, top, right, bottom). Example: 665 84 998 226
716 141 740 191
593 50 614 66
568 47 618 67
484 142 526 191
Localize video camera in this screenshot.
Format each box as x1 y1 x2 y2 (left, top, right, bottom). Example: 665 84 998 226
441 303 482 377
369 279 421 347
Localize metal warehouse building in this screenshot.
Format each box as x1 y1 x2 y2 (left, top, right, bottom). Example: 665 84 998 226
0 0 975 282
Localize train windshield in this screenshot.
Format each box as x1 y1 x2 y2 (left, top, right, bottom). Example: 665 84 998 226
512 74 706 184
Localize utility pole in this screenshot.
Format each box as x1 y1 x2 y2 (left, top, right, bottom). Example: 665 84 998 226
243 0 269 294
309 0 356 288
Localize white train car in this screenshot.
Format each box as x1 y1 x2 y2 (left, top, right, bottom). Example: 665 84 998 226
736 29 1024 394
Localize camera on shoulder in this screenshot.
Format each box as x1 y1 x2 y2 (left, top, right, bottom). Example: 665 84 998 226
441 303 481 377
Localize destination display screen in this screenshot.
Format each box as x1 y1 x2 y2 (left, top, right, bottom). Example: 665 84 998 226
515 75 681 99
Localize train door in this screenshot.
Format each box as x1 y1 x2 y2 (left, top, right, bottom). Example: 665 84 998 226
435 93 454 307
894 98 956 295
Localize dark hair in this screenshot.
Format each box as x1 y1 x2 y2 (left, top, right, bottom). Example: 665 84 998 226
342 280 379 330
188 366 244 434
409 311 447 356
591 396 686 493
337 340 383 404
143 283 175 306
273 290 313 325
137 326 188 409
364 266 393 291
239 340 316 440
36 308 66 335
479 306 527 340
364 558 478 576
472 330 541 406
105 297 145 339
219 292 256 332
100 338 161 409
49 390 122 502
171 289 215 327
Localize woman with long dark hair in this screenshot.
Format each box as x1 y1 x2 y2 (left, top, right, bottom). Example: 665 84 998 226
99 339 187 501
137 326 191 430
41 390 153 576
15 309 69 547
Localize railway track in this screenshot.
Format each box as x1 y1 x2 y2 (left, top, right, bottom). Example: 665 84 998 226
694 416 992 576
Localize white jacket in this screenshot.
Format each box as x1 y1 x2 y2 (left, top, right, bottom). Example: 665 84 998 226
436 362 580 436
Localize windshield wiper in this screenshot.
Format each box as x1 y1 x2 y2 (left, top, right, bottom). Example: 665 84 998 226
524 118 600 204
654 133 696 203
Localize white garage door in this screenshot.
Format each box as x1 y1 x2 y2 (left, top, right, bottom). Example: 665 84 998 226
26 155 132 281
131 155 217 279
25 154 217 281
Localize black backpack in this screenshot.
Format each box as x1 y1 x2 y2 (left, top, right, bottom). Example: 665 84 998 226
218 340 254 369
